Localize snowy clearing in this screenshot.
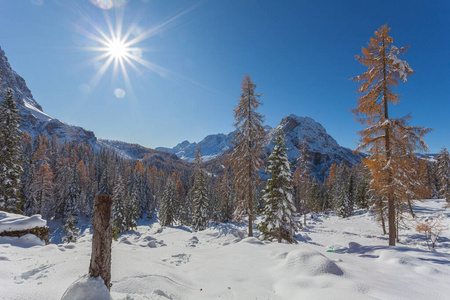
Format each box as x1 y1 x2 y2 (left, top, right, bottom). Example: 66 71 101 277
1 199 449 300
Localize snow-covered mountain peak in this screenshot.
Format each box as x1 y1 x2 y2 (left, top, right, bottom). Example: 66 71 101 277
157 113 360 179
271 113 340 153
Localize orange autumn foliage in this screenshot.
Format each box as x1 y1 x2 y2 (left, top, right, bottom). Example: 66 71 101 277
352 25 431 246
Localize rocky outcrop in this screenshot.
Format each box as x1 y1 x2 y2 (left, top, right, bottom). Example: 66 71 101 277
0 45 96 144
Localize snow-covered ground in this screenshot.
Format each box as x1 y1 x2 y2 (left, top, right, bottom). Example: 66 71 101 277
1 199 449 300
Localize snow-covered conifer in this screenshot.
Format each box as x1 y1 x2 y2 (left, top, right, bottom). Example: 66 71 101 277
335 163 354 218
0 88 24 213
293 139 312 226
62 212 79 243
126 184 139 231
217 170 234 223
112 174 127 234
191 147 209 231
258 131 298 243
436 147 450 202
64 167 80 220
160 178 176 226
354 164 370 209
174 179 185 221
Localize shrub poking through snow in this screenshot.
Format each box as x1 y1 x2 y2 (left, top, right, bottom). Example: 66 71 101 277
415 216 448 250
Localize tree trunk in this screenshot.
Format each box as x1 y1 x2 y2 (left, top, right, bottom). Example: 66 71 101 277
396 212 400 243
89 194 112 290
248 147 253 237
278 226 282 243
407 199 415 218
303 207 307 228
379 198 387 235
382 37 396 246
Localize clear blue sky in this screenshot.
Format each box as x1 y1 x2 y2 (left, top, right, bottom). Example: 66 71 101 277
0 0 448 153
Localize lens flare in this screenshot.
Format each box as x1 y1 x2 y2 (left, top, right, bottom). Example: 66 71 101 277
114 88 126 98
90 0 113 10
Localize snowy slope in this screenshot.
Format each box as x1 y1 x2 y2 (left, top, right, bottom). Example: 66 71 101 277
1 199 449 299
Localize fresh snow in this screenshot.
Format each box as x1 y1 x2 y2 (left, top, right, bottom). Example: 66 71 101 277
61 275 112 300
1 199 449 299
0 211 47 232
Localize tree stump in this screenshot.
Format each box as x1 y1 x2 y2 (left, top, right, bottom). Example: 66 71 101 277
89 194 112 290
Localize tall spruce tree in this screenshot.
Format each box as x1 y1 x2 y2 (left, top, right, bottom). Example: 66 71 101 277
217 169 234 223
436 147 450 202
191 147 209 231
258 131 298 243
352 25 431 245
228 74 265 237
335 163 354 218
0 88 24 213
175 179 185 222
64 166 80 220
294 139 312 227
112 174 127 234
160 178 176 226
126 184 139 231
353 164 370 209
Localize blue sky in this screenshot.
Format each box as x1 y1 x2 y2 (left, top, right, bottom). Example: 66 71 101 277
0 0 448 152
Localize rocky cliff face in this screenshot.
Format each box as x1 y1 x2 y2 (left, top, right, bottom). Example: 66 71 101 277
0 46 96 144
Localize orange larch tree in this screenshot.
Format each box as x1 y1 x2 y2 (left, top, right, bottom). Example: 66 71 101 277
228 74 265 237
352 25 431 246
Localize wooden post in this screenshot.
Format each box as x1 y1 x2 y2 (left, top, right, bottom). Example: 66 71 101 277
89 194 112 290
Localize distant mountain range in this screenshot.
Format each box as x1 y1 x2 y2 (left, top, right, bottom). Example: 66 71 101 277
157 114 361 179
0 45 360 180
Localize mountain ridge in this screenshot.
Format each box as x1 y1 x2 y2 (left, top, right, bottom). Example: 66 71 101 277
157 113 361 179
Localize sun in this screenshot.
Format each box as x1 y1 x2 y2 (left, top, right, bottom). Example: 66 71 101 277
77 4 203 94
107 38 129 59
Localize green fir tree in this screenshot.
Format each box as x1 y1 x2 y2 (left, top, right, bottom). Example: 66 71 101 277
258 131 298 243
0 88 24 213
